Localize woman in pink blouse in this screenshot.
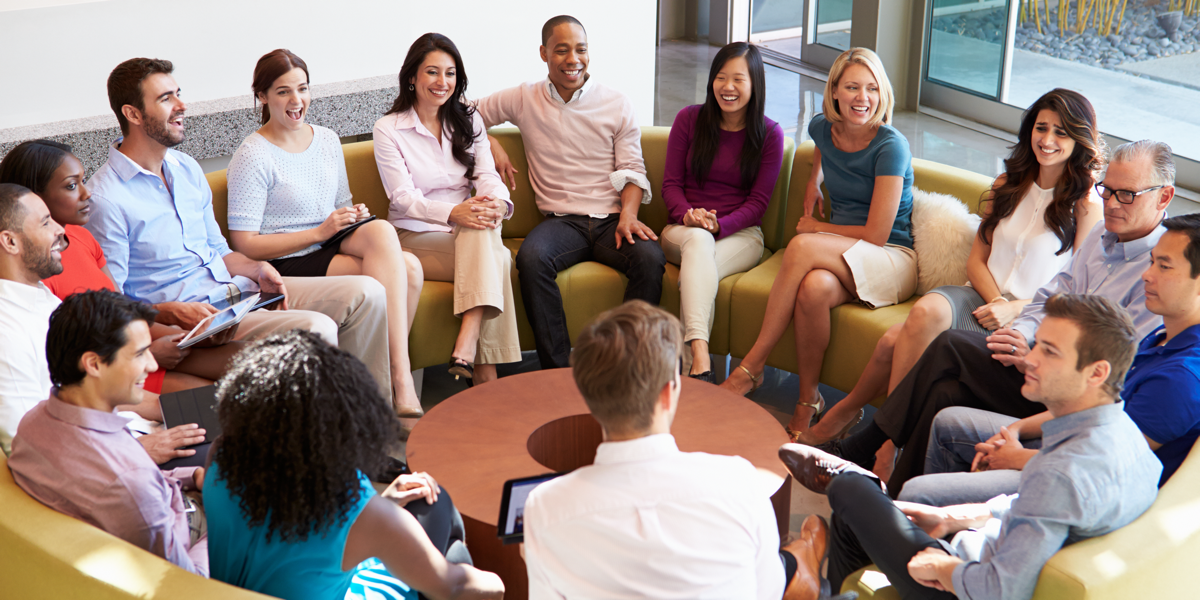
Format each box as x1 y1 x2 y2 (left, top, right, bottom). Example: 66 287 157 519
374 33 520 385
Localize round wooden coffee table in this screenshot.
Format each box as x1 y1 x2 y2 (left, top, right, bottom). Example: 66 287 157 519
407 368 791 600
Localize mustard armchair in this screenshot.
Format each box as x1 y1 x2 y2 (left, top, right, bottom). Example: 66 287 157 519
0 454 269 599
841 438 1200 599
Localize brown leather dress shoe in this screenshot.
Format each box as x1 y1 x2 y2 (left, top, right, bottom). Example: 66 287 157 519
782 515 829 600
779 442 885 496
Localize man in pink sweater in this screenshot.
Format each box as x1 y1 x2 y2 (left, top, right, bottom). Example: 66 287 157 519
478 15 665 370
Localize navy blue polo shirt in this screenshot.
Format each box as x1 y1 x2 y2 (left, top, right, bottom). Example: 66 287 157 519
1123 323 1200 485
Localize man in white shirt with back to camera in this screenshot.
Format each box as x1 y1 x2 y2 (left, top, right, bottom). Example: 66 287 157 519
523 300 838 600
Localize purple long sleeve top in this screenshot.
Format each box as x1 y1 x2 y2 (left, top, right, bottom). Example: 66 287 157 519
661 105 785 240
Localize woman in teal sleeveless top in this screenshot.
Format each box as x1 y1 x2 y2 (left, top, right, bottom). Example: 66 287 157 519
203 331 504 600
722 48 916 442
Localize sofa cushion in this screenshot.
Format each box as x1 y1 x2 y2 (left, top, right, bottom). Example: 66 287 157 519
911 187 981 294
0 454 268 599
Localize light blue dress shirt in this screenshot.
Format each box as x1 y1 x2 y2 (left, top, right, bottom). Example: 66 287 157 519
86 140 257 304
1009 220 1166 343
947 402 1161 600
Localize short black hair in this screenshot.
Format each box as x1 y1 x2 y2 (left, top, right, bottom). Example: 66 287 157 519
541 15 585 46
107 58 174 136
0 139 72 197
46 290 158 389
1162 214 1200 278
0 182 33 234
212 330 402 543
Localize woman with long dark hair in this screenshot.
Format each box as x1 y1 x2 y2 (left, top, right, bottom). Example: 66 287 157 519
373 33 519 386
721 48 916 441
203 330 503 600
224 49 426 418
660 42 785 382
798 88 1104 448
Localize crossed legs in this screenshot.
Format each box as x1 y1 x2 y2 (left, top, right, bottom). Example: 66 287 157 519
328 219 424 413
721 233 858 433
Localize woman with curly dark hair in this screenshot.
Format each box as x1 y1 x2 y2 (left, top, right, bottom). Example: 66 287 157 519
203 330 503 600
798 88 1105 449
373 33 520 387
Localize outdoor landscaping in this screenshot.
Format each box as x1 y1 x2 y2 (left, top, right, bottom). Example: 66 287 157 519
934 0 1200 72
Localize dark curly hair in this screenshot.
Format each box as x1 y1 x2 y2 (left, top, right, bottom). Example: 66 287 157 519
211 330 402 543
385 33 478 180
980 88 1104 256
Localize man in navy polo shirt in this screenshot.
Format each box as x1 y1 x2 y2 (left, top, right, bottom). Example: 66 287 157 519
899 213 1200 506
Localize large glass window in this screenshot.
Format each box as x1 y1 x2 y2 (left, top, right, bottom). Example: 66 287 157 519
922 0 1200 169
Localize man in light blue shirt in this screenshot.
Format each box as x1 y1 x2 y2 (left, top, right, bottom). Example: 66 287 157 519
781 294 1161 600
829 140 1174 495
86 58 392 400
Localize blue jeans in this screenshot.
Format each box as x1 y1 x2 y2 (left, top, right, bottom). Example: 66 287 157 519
896 407 1042 506
515 214 666 369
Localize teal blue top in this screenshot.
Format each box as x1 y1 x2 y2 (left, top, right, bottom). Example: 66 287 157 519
808 114 914 248
204 464 379 600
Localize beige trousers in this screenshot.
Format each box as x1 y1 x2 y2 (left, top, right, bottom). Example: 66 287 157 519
661 224 764 343
234 275 391 400
397 226 521 365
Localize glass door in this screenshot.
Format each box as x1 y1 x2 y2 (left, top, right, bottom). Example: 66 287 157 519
802 0 854 70
749 0 806 60
748 0 852 70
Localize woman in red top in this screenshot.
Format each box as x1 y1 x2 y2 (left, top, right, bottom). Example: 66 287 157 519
0 140 242 402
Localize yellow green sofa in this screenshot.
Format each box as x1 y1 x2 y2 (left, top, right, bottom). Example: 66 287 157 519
0 453 269 599
206 127 795 371
726 140 996 402
841 440 1200 599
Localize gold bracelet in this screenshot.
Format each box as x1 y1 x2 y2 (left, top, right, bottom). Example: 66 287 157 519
989 296 1007 304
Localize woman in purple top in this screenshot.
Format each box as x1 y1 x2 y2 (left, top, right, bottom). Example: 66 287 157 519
660 42 785 382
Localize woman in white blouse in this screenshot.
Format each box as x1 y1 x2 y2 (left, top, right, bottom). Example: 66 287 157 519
225 49 426 417
373 33 520 385
799 88 1104 447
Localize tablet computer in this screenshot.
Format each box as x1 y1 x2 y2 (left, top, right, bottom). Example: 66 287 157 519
209 291 284 313
323 215 377 249
158 385 221 470
496 472 566 545
178 294 258 349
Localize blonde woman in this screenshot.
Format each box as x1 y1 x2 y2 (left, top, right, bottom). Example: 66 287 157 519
721 48 915 441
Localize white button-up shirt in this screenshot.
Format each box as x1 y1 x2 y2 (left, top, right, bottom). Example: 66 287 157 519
0 279 61 454
372 109 512 233
524 433 785 600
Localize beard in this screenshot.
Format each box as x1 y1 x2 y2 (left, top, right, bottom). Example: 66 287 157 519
144 111 185 148
19 232 65 280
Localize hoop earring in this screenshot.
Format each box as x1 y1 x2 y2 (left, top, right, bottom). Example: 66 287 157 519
408 84 415 91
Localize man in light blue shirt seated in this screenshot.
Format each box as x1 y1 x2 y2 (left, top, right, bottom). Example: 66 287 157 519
829 140 1175 494
85 58 393 400
780 294 1161 600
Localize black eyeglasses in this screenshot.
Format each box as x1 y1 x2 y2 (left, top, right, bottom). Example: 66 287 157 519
1095 183 1164 205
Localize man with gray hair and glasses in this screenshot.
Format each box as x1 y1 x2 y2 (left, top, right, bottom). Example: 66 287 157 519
823 139 1173 495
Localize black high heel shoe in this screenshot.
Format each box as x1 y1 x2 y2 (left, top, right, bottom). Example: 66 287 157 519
448 358 475 387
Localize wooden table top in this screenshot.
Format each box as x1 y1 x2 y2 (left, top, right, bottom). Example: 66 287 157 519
407 368 790 526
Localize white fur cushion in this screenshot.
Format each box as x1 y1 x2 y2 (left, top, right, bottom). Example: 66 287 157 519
911 187 981 295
